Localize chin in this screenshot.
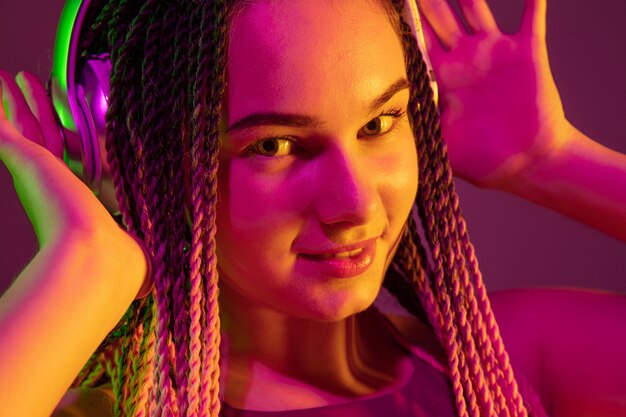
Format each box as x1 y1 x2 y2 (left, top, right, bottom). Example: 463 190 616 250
285 276 383 323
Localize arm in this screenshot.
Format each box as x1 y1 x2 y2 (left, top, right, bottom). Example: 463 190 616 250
505 125 626 242
416 0 626 242
0 230 143 417
0 72 149 415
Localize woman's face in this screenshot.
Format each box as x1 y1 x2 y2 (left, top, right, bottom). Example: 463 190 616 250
216 0 418 321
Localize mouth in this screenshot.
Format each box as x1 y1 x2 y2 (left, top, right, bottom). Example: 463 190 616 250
297 236 379 256
296 238 378 278
301 247 364 260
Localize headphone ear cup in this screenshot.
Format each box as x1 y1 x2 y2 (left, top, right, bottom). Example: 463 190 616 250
51 0 121 213
68 55 119 213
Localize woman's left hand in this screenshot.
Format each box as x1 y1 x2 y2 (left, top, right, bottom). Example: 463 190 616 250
417 0 570 189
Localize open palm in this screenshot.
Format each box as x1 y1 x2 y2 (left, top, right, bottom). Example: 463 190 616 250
418 0 568 188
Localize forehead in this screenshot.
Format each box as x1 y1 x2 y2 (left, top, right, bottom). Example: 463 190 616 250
226 0 407 123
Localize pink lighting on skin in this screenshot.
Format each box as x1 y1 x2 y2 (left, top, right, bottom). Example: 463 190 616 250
213 0 419 410
216 0 418 322
296 236 379 279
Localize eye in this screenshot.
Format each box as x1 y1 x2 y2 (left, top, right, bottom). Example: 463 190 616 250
360 109 406 137
250 136 295 157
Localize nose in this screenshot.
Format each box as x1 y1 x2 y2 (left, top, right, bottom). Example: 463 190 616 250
313 144 381 226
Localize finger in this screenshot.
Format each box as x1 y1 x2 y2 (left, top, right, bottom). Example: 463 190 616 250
417 0 463 49
0 70 45 146
16 71 65 159
0 79 58 181
520 0 546 40
457 0 498 33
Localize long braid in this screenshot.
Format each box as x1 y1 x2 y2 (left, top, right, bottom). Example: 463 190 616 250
76 1 550 416
384 1 539 416
447 202 509 416
437 191 496 414
458 208 527 414
203 3 228 415
161 4 196 417
401 21 475 416
71 0 146 400
186 2 227 415
92 0 185 415
201 0 227 417
119 7 168 415
185 2 206 411
139 3 185 416
130 297 156 417
108 2 160 416
130 12 181 417
134 3 186 416
106 0 143 235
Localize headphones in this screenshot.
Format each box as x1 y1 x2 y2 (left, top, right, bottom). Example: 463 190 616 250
49 0 118 213
50 0 118 213
49 0 437 216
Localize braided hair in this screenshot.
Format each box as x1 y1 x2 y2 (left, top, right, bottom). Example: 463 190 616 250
71 1 549 416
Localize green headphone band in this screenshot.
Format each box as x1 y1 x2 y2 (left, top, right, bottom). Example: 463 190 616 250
50 0 113 205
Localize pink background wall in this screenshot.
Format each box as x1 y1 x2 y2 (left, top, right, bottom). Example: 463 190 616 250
0 0 624 295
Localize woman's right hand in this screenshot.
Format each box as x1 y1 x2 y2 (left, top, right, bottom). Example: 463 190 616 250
0 69 154 416
0 69 152 298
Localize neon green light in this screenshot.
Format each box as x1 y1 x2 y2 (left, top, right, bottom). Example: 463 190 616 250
2 95 10 120
52 0 82 130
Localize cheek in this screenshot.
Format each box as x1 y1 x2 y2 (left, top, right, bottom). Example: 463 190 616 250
377 136 419 227
214 157 307 278
217 161 305 231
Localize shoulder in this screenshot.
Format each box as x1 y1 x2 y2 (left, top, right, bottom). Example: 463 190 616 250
377 288 578 411
489 286 626 417
488 286 626 348
487 288 557 408
52 385 114 417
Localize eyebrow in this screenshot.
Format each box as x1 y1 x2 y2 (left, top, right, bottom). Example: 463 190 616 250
225 77 411 134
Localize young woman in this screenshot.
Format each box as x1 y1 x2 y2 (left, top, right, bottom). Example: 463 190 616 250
0 0 625 416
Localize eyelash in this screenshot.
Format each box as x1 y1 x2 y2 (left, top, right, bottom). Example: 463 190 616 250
245 107 407 158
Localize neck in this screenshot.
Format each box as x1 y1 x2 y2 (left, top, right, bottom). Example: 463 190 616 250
218 281 405 401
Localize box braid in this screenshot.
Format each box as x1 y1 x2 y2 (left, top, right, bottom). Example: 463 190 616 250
69 0 225 416
383 1 549 416
186 0 227 415
68 0 549 416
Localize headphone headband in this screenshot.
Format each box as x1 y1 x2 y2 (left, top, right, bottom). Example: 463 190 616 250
51 0 84 132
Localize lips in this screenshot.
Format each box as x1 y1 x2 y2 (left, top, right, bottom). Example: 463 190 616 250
296 236 379 256
314 247 364 259
296 237 378 278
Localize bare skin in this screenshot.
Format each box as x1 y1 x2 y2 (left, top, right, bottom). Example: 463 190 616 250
418 0 626 241
0 0 625 416
216 0 418 409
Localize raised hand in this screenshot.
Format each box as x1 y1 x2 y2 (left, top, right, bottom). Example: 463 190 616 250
0 70 151 296
417 0 569 189
0 70 153 416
